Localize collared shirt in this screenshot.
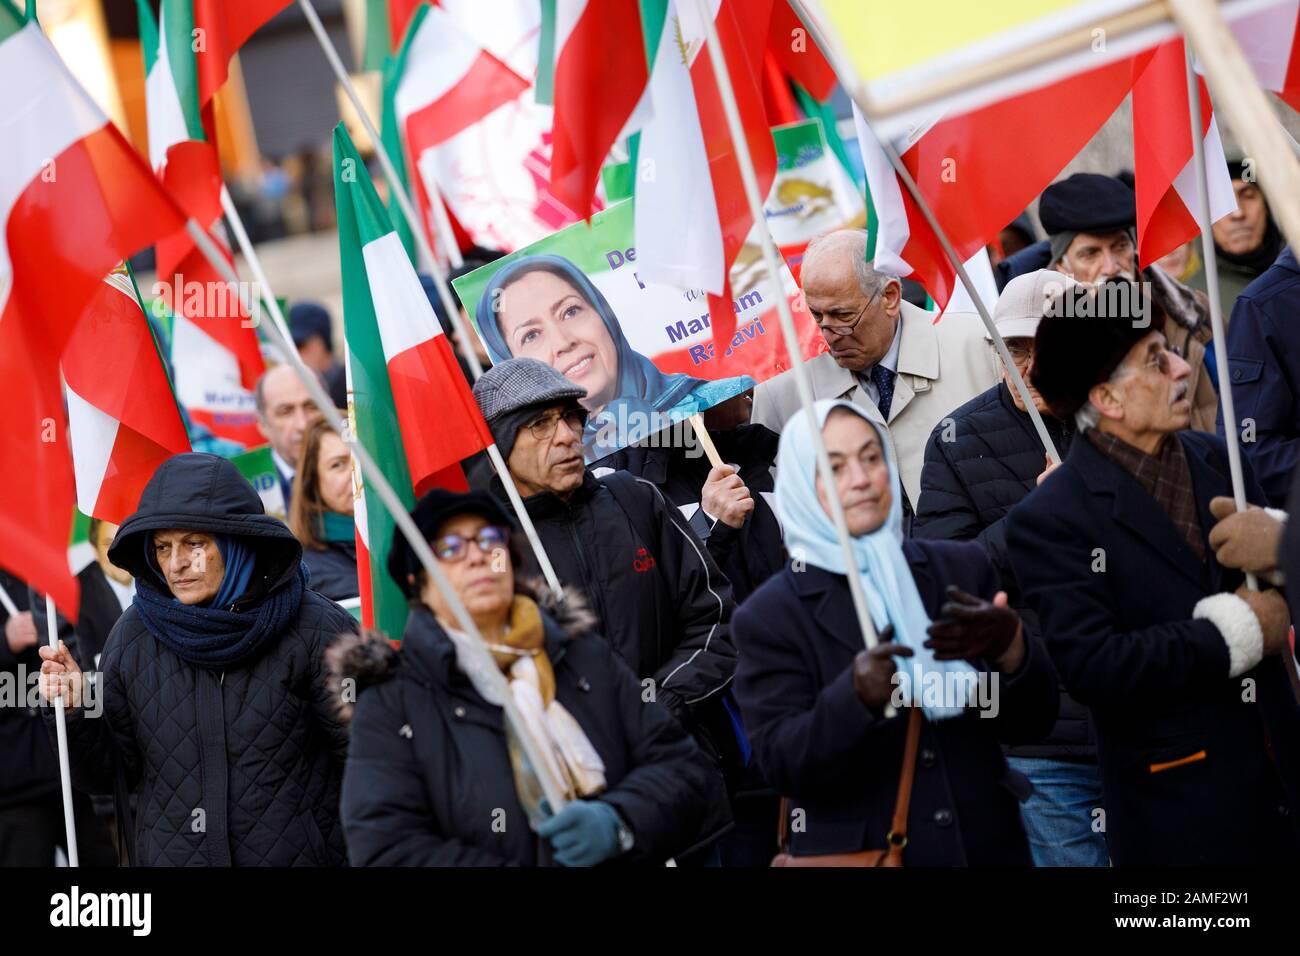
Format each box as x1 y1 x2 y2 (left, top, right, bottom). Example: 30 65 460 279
271 448 295 485
854 316 903 407
1087 428 1205 561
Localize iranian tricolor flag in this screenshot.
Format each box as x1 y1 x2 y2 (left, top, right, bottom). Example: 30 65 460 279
634 0 777 353
1133 39 1236 266
138 0 279 445
853 55 1135 308
65 270 192 522
0 8 185 617
334 124 493 636
542 0 650 219
384 1 530 264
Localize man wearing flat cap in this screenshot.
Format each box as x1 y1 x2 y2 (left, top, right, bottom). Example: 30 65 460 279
1005 279 1300 865
996 172 1219 432
470 358 744 807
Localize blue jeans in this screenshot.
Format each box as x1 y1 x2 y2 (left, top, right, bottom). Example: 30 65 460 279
1006 756 1109 867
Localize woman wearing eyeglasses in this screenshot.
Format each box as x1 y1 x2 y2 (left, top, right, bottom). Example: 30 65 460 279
331 488 727 866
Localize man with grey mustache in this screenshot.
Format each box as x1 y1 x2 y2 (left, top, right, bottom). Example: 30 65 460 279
1005 278 1300 866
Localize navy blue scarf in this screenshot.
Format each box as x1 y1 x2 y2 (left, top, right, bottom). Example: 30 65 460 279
135 538 307 670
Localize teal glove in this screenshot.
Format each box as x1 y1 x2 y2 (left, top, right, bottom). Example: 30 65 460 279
536 800 625 867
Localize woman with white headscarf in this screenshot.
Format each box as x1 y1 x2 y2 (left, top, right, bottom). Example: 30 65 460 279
732 400 1059 865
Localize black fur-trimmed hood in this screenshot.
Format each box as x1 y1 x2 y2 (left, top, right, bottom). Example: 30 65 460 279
325 577 595 723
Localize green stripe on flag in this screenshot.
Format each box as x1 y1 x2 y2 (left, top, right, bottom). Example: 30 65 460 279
161 0 207 142
136 0 159 74
333 122 416 642
624 0 670 203
362 0 390 73
0 1 25 36
535 0 557 106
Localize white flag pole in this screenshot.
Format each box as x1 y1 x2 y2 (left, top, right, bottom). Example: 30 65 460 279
794 0 1061 466
295 0 482 379
692 1 890 714
214 191 565 601
184 217 569 813
1182 47 1258 591
0 578 18 617
45 594 79 866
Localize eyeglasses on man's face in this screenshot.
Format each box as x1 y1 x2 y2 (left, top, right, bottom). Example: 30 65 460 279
816 287 883 337
526 408 586 443
433 525 510 562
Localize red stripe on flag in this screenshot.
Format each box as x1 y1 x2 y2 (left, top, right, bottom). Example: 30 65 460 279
63 278 191 521
767 0 836 100
163 250 266 391
356 531 375 630
195 0 293 107
550 0 647 219
404 51 530 152
897 57 1134 308
689 0 778 353
0 123 185 618
1134 40 1214 264
385 334 491 497
186 408 264 447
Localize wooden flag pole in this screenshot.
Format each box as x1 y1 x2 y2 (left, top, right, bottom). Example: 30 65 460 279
185 216 570 814
296 0 482 379
692 0 889 713
214 192 565 601
45 594 78 866
1182 46 1258 591
687 414 725 470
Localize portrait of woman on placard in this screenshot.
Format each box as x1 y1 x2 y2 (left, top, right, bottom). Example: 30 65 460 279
475 254 755 460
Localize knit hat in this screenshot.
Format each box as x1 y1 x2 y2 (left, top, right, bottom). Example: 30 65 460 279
387 489 514 598
471 357 588 460
1030 279 1160 419
989 269 1079 341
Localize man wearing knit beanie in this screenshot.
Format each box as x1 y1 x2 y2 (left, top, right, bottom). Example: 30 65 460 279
471 359 741 842
1003 280 1299 866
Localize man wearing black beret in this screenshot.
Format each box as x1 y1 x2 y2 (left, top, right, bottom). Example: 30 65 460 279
1005 279 1300 865
996 172 1219 432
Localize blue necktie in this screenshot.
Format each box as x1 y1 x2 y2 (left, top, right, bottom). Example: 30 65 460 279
870 365 896 420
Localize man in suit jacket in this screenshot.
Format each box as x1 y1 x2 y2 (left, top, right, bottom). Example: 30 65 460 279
751 229 998 515
1006 279 1300 866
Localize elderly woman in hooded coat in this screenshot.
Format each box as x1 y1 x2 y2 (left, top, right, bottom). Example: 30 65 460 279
38 453 358 866
332 488 729 866
732 401 1060 865
475 254 756 460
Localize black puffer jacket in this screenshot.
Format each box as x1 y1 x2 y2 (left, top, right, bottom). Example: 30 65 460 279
333 583 729 866
44 453 358 866
591 423 785 603
912 383 1093 760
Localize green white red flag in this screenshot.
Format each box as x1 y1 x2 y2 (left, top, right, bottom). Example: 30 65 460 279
137 0 280 445
333 124 492 637
64 269 192 523
633 0 778 354
0 7 186 617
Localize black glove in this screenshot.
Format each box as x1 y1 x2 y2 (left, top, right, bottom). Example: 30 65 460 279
924 586 1020 663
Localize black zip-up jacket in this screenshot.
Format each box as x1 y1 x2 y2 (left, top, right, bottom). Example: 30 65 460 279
913 382 1092 760
334 585 729 865
591 423 785 603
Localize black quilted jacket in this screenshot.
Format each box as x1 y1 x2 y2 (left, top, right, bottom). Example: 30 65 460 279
912 383 1094 760
44 453 358 866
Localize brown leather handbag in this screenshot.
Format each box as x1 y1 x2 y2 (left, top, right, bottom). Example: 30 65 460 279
771 706 922 867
